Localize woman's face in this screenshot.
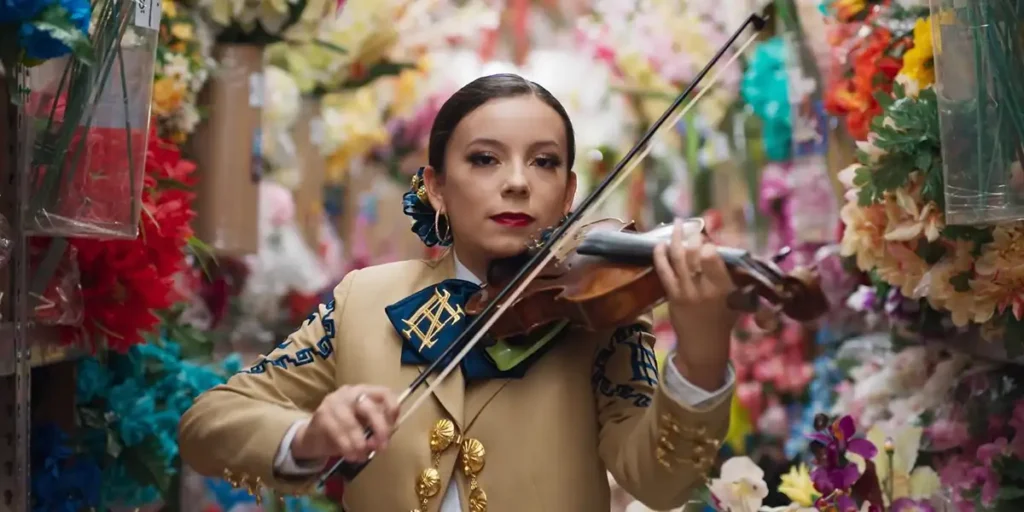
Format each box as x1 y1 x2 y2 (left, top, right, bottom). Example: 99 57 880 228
425 95 577 269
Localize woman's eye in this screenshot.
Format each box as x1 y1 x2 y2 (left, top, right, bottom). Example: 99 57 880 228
468 153 498 166
534 156 561 169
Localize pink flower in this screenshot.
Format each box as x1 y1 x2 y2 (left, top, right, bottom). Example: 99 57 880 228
758 403 789 438
977 438 1009 467
737 381 764 418
926 419 970 451
754 357 784 383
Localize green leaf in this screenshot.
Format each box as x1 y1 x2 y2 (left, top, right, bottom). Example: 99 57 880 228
106 428 123 458
1003 314 1024 359
31 6 95 65
998 486 1024 501
122 438 173 493
311 39 346 55
873 90 894 109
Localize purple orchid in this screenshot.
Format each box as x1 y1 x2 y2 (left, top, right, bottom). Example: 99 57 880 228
890 498 936 512
807 415 878 495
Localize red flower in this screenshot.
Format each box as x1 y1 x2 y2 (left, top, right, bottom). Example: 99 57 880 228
63 123 197 352
824 25 907 140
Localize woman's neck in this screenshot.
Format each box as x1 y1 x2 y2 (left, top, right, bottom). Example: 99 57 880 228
451 244 490 283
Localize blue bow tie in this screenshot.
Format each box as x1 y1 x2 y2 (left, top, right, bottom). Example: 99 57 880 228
385 279 561 380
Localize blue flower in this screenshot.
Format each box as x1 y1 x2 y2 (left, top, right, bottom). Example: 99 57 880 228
30 423 102 512
741 36 792 162
76 357 110 404
402 167 450 247
19 0 91 61
107 379 158 446
0 0 45 24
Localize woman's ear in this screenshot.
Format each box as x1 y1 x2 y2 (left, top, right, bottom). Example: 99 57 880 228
562 171 578 215
422 165 445 213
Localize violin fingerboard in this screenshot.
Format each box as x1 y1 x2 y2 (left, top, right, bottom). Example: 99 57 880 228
576 231 660 263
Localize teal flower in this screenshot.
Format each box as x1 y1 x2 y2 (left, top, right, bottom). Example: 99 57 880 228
76 357 110 404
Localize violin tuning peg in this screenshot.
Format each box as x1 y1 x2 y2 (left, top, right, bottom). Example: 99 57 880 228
771 246 792 263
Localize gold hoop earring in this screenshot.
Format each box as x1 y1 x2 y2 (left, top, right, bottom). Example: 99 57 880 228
434 209 452 244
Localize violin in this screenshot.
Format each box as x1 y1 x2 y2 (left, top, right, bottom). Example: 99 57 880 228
319 11 772 487
465 218 828 340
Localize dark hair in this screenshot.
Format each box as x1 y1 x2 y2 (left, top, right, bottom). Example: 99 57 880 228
427 73 576 172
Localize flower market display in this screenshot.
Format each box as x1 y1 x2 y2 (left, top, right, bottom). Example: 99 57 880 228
7 0 1024 510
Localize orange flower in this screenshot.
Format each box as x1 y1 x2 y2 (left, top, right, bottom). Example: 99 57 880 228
151 77 185 116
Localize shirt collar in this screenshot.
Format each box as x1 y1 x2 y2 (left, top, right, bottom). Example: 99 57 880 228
453 252 482 285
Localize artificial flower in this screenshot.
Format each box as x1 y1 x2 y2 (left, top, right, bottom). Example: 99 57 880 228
708 456 769 512
847 425 941 504
66 128 196 351
778 464 820 507
899 17 935 88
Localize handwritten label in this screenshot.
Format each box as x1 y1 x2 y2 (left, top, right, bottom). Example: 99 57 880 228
134 0 162 31
249 73 264 108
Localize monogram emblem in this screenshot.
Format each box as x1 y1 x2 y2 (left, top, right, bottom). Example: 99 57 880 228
402 289 466 352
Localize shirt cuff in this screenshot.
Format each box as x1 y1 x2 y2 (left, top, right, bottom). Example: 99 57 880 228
273 419 328 476
661 351 735 412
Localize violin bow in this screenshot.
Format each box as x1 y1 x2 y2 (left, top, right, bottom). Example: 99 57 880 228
318 10 768 487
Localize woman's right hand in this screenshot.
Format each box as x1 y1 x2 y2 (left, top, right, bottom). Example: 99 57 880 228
291 385 399 463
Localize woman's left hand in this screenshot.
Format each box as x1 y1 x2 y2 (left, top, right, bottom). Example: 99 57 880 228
652 218 739 391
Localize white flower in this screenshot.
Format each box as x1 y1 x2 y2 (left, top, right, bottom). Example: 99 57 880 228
708 457 768 512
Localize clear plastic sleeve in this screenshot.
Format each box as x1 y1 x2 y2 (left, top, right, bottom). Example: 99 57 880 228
21 0 159 238
931 0 1024 225
28 240 84 327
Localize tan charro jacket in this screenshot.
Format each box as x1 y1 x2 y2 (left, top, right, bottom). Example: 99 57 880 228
178 254 732 511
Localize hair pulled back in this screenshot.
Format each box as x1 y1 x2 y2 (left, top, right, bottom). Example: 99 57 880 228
427 73 577 172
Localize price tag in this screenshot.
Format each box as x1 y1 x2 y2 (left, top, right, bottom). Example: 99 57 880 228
134 0 162 31
249 73 264 107
310 117 325 147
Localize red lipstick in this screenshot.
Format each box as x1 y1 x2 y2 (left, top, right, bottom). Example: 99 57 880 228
490 212 534 227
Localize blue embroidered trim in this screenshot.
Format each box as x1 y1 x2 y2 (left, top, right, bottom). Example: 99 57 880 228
243 300 337 374
591 324 656 408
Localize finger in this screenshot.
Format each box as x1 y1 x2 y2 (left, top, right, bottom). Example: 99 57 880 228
328 401 369 460
669 221 698 299
653 243 681 300
699 244 735 293
354 385 400 425
354 399 393 451
317 411 354 458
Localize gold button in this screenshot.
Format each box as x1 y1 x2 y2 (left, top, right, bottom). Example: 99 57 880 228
417 467 442 499
461 438 486 476
468 486 487 512
431 419 458 453
658 436 675 451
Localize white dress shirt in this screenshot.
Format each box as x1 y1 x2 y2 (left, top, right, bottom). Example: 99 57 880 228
272 256 735 511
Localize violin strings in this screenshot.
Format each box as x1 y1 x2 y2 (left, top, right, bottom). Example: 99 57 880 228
394 29 762 428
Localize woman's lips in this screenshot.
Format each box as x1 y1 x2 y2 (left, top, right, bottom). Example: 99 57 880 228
490 213 534 227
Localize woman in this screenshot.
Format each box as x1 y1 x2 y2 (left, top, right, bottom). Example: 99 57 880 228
179 73 739 511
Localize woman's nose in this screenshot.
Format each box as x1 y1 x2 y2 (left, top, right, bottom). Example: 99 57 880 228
501 164 530 196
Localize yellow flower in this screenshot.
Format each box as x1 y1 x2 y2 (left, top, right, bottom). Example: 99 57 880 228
848 425 940 505
840 201 888 271
882 187 943 243
321 88 389 181
778 464 819 507
151 77 186 116
170 22 193 41
163 0 178 18
967 225 1024 323
900 17 935 87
